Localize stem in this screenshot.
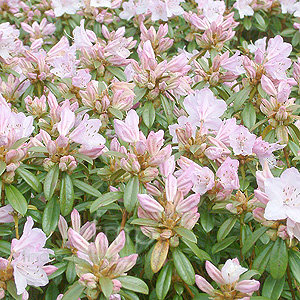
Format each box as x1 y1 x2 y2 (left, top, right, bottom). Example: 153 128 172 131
119 210 128 232
284 147 291 168
239 213 245 261
287 265 296 300
183 282 194 298
14 215 19 239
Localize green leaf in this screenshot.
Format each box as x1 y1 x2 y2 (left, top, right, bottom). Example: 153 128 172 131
262 275 284 300
252 243 273 274
73 153 93 165
142 102 156 128
5 184 28 215
61 282 85 300
99 277 113 299
0 240 11 255
254 13 266 30
108 107 123 120
242 227 268 255
42 198 60 235
28 146 48 153
118 276 149 295
106 65 127 81
119 289 140 300
172 248 195 285
73 179 101 197
44 164 59 201
182 238 211 261
124 176 139 213
45 82 61 98
200 210 214 233
0 161 6 176
16 167 42 193
90 191 123 213
289 250 300 284
156 262 173 300
48 262 68 280
104 151 127 159
66 261 77 284
131 218 160 227
134 87 147 104
269 238 288 279
160 94 173 125
242 103 256 129
217 217 237 241
60 173 75 216
174 227 197 243
6 280 22 300
227 86 252 110
211 236 237 254
243 17 252 30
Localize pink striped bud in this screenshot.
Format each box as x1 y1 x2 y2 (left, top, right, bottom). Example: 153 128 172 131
138 194 164 213
195 275 214 296
235 279 260 294
205 261 226 285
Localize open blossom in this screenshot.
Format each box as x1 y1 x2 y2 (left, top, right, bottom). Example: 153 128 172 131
10 217 56 295
216 157 240 191
183 88 227 130
51 0 83 17
234 0 254 18
196 258 260 298
264 168 300 223
229 126 256 156
0 23 20 60
249 35 292 80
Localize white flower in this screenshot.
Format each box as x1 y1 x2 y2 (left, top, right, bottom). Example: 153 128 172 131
221 258 247 284
233 0 254 19
90 0 112 8
51 0 83 17
264 168 300 222
0 23 20 59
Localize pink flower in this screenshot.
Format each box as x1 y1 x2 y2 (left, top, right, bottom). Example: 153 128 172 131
11 217 55 295
216 157 240 190
229 126 256 156
192 167 215 195
184 88 227 130
114 110 140 143
0 204 14 223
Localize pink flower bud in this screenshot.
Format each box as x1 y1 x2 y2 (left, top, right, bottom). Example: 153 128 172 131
205 261 226 285
71 209 81 232
235 279 260 294
261 75 276 96
138 194 164 213
106 231 125 258
195 275 214 296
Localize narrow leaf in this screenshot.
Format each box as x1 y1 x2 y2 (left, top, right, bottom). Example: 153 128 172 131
124 176 139 213
5 185 28 215
172 248 195 285
44 164 59 201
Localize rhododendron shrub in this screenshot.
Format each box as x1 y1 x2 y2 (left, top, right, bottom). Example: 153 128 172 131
2 0 300 299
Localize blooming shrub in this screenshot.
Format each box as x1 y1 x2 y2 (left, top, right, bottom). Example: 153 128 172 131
1 0 300 299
